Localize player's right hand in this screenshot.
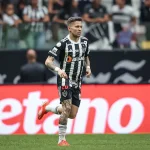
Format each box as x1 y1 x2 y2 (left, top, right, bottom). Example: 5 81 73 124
58 69 68 79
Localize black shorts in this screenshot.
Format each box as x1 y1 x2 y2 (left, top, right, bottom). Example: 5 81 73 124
57 78 81 107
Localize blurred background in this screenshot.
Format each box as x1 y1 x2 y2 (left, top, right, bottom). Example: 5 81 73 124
0 0 150 51
0 0 150 84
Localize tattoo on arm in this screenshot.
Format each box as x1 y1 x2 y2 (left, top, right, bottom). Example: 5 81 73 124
85 56 90 67
45 56 57 71
59 99 72 125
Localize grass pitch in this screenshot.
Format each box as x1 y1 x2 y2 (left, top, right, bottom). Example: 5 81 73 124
0 134 150 150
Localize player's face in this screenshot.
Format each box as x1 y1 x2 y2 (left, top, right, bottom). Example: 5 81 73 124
69 21 82 38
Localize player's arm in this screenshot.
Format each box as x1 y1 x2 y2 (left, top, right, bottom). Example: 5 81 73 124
85 56 90 68
45 56 56 71
85 56 91 78
45 56 67 79
84 39 91 78
45 42 68 78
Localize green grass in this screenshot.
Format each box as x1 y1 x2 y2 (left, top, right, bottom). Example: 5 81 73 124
0 134 150 150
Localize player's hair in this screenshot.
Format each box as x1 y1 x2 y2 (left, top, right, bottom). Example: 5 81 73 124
67 17 82 26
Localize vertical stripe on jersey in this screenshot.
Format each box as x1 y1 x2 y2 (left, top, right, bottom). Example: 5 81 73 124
62 43 68 71
23 6 47 32
72 61 78 81
64 42 72 74
79 43 82 57
76 61 81 81
75 43 83 81
69 44 76 81
75 44 79 57
72 44 79 80
78 60 84 82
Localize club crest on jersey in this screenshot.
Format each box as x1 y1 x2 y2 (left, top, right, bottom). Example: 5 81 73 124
66 56 72 63
62 90 68 97
56 42 61 47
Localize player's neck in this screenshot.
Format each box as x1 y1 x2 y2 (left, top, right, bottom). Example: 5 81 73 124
69 34 79 43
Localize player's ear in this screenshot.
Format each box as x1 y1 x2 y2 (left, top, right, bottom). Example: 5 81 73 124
68 26 71 32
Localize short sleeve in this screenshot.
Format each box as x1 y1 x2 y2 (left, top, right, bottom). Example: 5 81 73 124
85 40 90 57
130 7 136 18
42 6 48 15
109 5 116 15
13 14 19 20
3 14 14 26
23 6 28 15
48 41 65 58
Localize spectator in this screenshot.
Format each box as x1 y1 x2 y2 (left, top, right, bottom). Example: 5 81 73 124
48 0 64 19
0 3 3 24
110 0 137 48
53 0 81 39
0 4 4 48
140 0 150 22
116 24 135 48
3 3 22 27
48 0 64 41
16 0 26 20
82 0 110 50
38 0 51 7
23 0 50 49
19 49 47 83
3 3 22 49
78 0 92 15
53 0 80 25
140 0 150 40
83 0 109 24
113 0 132 5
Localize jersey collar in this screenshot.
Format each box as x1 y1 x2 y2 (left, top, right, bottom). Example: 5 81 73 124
67 34 81 44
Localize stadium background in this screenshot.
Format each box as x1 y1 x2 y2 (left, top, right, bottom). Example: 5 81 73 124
0 0 150 149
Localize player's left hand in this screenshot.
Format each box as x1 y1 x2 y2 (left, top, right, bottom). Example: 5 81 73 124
86 67 91 78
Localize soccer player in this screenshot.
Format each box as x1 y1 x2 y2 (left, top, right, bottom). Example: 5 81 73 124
38 17 91 146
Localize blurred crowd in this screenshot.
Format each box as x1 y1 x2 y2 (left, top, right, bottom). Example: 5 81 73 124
0 0 150 50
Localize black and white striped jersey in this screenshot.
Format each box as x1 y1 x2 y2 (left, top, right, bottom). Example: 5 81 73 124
111 5 136 33
23 5 48 32
48 35 90 87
